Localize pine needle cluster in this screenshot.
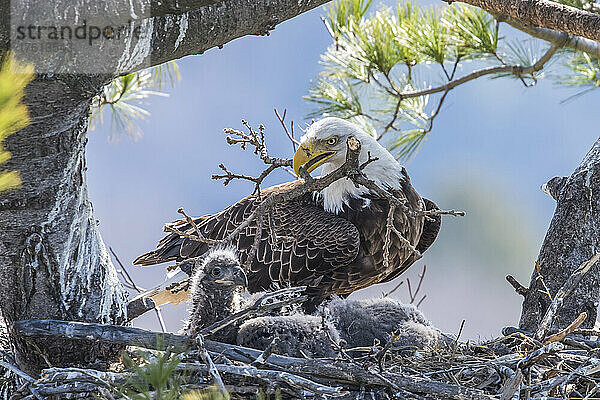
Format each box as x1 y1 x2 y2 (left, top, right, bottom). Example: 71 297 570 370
90 61 180 142
306 0 600 160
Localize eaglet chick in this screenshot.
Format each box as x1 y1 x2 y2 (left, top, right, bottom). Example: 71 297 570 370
183 248 248 343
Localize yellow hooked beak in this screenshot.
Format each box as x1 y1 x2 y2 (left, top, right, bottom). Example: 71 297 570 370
293 142 337 177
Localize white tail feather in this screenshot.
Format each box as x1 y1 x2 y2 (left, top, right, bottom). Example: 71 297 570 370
131 269 191 306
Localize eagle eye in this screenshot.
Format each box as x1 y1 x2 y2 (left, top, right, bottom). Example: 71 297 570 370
326 136 338 146
211 267 222 277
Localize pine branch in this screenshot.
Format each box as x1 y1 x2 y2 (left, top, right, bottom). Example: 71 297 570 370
389 44 559 101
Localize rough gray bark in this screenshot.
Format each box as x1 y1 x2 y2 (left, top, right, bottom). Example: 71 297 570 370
0 0 332 375
0 75 128 373
3 0 331 76
519 138 600 331
500 14 600 58
450 0 600 42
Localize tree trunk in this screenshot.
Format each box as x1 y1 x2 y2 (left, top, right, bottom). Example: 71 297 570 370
0 0 333 376
0 75 128 374
519 138 600 331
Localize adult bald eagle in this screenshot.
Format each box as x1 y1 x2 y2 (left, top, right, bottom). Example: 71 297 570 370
134 117 440 311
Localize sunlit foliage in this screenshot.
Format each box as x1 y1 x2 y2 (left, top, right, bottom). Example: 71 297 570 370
0 54 34 192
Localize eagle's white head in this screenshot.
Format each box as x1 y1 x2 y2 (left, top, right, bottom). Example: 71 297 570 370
293 117 404 214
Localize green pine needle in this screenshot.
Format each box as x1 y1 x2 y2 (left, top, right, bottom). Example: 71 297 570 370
327 0 374 40
90 61 179 142
305 78 364 119
444 5 498 58
120 344 185 399
389 129 427 160
0 54 34 192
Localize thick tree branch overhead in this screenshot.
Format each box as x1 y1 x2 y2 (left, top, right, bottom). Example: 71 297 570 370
130 0 333 75
4 0 332 76
449 0 600 43
501 14 600 57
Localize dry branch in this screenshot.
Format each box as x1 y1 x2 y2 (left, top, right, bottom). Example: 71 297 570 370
110 247 167 332
213 121 293 197
506 274 528 297
194 335 229 397
181 362 346 397
544 312 587 345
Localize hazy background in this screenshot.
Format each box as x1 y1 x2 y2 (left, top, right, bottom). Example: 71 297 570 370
87 1 600 340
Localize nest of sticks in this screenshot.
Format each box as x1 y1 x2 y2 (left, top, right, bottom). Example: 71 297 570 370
6 317 600 399
7 253 600 400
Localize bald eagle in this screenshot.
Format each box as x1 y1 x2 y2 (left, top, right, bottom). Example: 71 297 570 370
134 117 440 311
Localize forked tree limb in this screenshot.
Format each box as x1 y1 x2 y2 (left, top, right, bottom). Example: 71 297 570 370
449 0 600 43
499 14 600 57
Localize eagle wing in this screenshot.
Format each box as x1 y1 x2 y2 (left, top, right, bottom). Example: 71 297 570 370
134 181 361 299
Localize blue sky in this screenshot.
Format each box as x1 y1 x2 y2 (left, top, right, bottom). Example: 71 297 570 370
87 2 600 338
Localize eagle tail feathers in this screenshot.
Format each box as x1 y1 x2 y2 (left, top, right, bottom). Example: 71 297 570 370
130 269 191 307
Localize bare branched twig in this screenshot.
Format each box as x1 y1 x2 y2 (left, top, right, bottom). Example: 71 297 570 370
407 265 427 305
382 280 403 298
274 108 300 152
212 120 293 197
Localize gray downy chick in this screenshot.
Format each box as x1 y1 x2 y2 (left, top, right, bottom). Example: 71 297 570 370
324 297 443 351
237 314 340 358
183 248 247 343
